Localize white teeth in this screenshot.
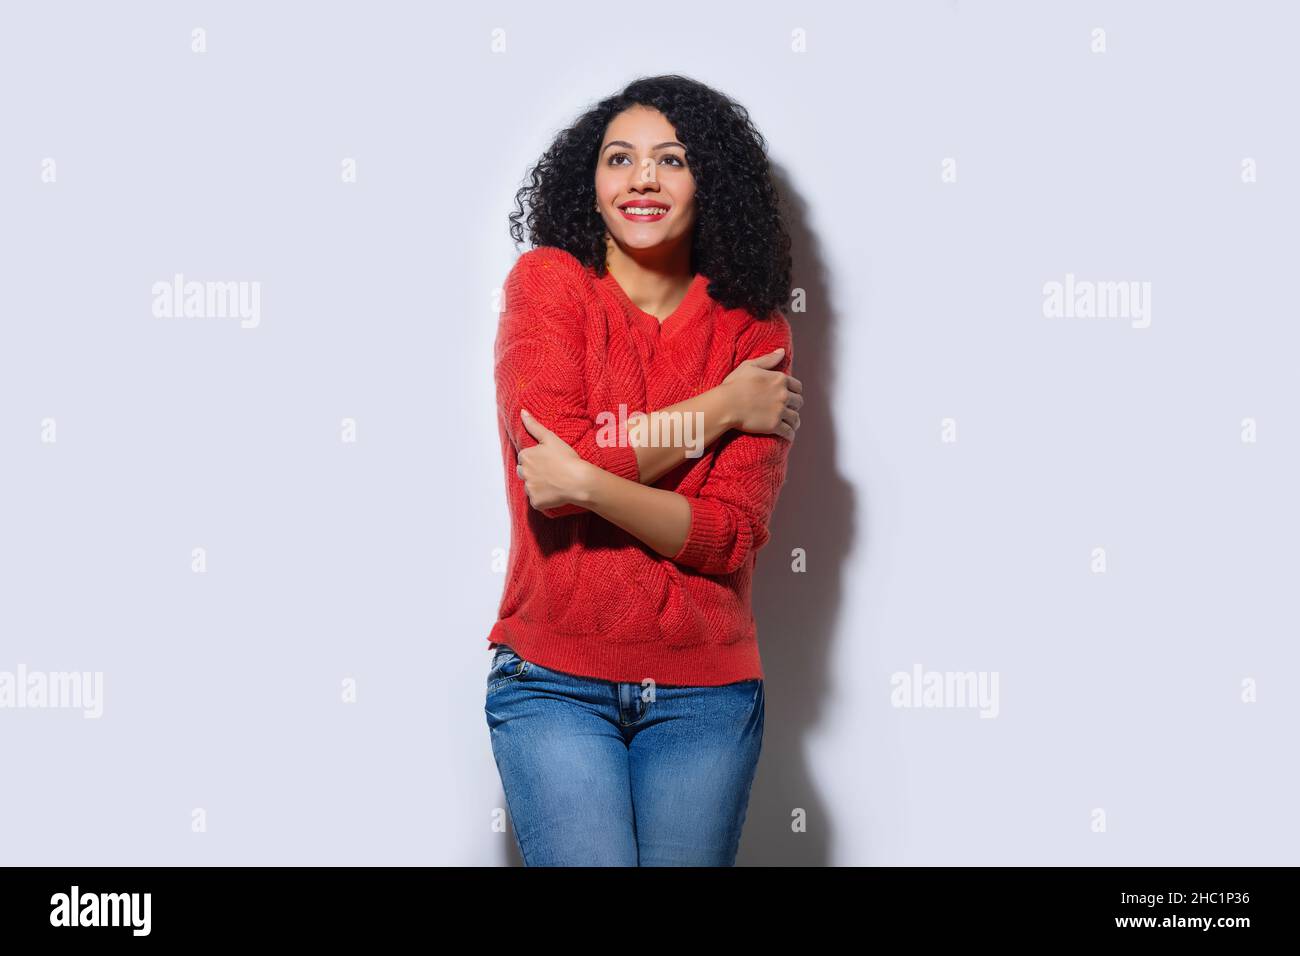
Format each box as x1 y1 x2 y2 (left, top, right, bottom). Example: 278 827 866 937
623 206 667 215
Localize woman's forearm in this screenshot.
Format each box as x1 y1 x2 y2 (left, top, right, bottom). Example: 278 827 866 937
575 463 693 559
627 384 738 486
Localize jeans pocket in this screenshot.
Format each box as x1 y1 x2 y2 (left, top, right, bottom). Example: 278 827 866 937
486 644 529 691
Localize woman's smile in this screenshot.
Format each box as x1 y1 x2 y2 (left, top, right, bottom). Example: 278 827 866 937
617 200 670 222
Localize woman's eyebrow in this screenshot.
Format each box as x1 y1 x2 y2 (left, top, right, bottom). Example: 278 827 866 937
601 140 687 154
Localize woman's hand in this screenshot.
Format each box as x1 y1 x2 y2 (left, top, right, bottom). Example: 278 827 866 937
721 348 803 441
515 409 597 512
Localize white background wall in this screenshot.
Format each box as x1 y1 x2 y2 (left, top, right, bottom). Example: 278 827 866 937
2 0 1295 865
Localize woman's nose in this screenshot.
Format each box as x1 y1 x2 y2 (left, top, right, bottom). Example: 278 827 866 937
631 159 659 186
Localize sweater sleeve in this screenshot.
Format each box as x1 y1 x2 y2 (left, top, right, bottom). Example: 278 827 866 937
495 251 642 518
671 313 794 575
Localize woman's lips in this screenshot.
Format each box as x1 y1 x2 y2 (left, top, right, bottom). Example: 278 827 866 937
618 205 669 222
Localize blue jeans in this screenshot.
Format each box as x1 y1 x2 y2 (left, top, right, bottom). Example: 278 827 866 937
484 643 765 866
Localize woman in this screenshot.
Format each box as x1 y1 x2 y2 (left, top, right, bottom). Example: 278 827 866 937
487 74 803 866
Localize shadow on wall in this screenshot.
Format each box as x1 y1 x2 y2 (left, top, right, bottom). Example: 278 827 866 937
741 165 857 866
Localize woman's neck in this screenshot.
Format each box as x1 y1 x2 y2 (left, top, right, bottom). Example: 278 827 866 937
604 242 694 320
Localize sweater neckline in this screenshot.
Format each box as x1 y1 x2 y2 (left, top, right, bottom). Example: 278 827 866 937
597 266 711 340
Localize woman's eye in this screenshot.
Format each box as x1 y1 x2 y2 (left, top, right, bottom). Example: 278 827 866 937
607 153 686 167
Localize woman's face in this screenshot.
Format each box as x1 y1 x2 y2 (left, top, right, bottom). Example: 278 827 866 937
594 105 697 256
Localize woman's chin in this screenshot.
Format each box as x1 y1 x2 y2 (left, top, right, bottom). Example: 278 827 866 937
612 229 680 253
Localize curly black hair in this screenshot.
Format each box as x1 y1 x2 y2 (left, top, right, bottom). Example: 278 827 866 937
508 74 793 319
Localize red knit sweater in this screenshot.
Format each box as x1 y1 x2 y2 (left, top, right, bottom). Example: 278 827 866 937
488 246 793 686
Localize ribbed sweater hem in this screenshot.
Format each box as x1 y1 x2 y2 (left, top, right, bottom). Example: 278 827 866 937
487 618 764 687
